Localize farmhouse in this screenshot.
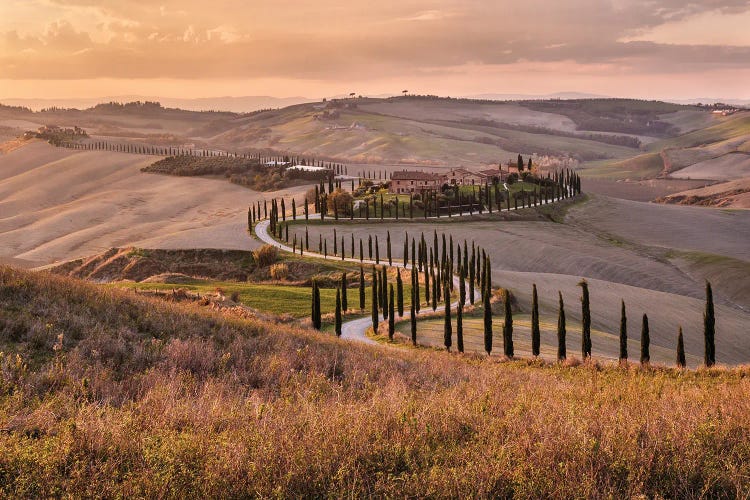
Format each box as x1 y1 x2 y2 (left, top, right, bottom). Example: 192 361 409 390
390 170 445 194
446 167 487 185
476 168 505 183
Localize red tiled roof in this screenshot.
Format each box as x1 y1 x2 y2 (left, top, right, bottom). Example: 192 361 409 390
391 170 442 181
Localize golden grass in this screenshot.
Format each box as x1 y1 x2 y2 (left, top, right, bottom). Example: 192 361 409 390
1 265 750 497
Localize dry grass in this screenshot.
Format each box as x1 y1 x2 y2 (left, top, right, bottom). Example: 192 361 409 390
2 265 750 497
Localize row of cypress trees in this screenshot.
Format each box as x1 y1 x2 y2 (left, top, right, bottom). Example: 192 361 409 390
257 170 580 230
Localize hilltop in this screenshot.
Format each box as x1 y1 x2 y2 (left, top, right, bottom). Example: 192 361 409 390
1 265 750 497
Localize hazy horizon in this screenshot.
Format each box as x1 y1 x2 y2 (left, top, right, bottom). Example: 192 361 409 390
2 1 750 102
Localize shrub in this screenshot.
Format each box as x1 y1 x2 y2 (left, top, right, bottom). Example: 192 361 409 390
253 245 279 267
270 263 289 280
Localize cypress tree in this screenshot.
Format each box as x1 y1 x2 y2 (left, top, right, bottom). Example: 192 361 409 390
468 250 476 304
503 288 514 358
387 230 392 266
483 271 493 355
375 236 380 264
531 284 540 357
368 235 372 259
619 300 628 363
403 235 409 267
341 272 348 311
578 280 592 359
459 265 466 306
413 266 420 313
396 271 404 316
359 239 364 262
444 284 452 351
371 269 378 332
335 288 342 337
676 326 686 368
431 271 438 311
388 285 395 340
359 267 365 310
312 281 322 330
557 292 567 361
311 281 318 328
381 266 388 314
424 261 430 304
292 198 296 220
704 281 716 367
334 229 338 255
456 301 464 353
640 314 650 366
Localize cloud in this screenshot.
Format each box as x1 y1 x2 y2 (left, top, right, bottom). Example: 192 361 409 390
0 0 749 85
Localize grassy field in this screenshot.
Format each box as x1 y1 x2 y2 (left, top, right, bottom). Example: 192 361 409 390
2 266 750 497
112 269 421 320
580 152 665 180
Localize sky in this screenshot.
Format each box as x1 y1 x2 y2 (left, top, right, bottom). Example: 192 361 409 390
1 0 750 101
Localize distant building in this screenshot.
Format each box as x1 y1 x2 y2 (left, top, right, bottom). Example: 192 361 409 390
390 170 445 194
286 165 329 172
446 167 492 185
476 168 505 183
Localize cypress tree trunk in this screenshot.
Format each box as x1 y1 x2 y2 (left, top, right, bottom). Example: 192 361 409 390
640 314 650 366
676 326 686 368
704 281 715 367
396 271 404 317
503 288 514 358
335 288 342 337
444 285 452 351
578 280 592 359
557 292 567 361
359 267 365 310
619 300 628 362
388 285 395 340
456 302 464 353
341 273 348 311
531 284 540 357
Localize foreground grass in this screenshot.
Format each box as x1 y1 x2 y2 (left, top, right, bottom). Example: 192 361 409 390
2 266 750 497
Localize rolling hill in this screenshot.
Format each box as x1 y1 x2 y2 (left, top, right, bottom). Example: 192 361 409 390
2 265 750 497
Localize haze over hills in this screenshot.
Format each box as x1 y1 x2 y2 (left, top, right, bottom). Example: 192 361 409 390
3 93 746 114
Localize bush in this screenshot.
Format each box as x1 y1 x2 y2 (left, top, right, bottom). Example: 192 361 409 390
253 245 279 267
270 263 289 280
507 173 519 185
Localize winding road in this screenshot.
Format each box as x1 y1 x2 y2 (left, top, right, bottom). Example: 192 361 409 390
253 192 566 346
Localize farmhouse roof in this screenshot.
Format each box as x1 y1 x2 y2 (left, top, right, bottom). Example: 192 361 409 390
391 170 442 181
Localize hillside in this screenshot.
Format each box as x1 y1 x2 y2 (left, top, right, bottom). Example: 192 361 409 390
0 141 309 267
1 97 713 169
2 265 750 497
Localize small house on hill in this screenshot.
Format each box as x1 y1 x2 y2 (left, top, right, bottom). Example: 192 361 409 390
390 170 445 194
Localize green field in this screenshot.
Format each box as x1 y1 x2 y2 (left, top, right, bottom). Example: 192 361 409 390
113 273 425 320
580 152 665 180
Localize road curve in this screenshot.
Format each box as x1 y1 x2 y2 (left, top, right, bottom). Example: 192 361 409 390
253 193 566 345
